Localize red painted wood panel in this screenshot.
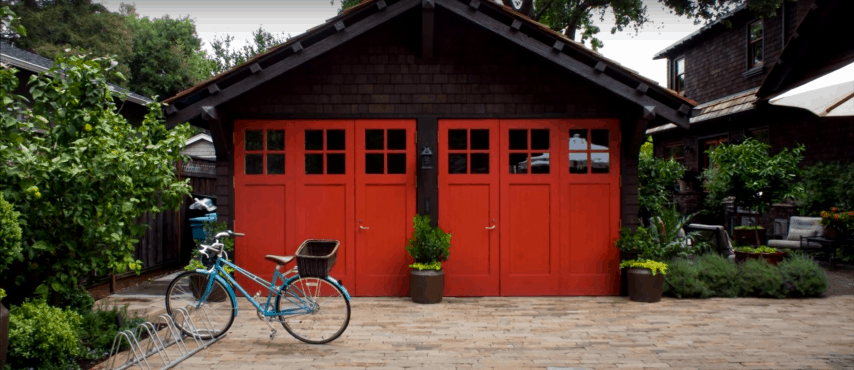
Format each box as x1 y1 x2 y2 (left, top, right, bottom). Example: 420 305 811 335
355 120 416 296
439 120 500 297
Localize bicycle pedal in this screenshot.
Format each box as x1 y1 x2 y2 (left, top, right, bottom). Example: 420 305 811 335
269 329 277 340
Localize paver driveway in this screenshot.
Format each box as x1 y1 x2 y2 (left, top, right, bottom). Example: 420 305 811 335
104 290 854 370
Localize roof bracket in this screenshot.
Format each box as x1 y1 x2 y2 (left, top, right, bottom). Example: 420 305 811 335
292 42 304 53
510 19 522 32
207 83 221 95
469 0 480 10
250 63 263 74
594 62 607 73
643 105 656 120
334 21 346 32
678 104 691 115
552 41 564 52
165 105 178 116
377 0 387 10
636 83 648 95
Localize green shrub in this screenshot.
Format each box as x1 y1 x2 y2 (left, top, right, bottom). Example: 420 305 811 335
405 215 451 265
797 162 854 216
779 255 828 297
738 258 786 298
638 139 686 218
695 254 739 298
79 303 146 362
59 284 95 316
0 192 22 275
8 299 82 370
663 259 708 298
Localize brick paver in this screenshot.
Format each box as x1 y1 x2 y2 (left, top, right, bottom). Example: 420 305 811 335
97 281 854 370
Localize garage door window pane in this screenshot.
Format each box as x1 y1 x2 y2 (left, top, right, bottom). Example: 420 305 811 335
305 130 324 150
591 129 609 150
470 153 489 174
245 154 263 174
305 154 323 174
267 154 284 174
245 130 263 151
327 154 345 174
327 130 345 150
569 153 587 174
449 154 467 174
530 152 549 174
591 153 609 174
531 129 549 150
366 130 384 150
470 130 489 150
569 130 587 151
449 130 467 150
509 153 528 174
267 130 284 151
366 153 384 174
387 130 406 150
387 153 406 174
509 130 527 150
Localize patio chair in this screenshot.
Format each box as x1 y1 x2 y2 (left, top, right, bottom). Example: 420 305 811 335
767 216 825 250
684 224 734 258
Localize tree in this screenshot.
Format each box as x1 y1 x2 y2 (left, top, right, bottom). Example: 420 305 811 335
0 52 193 302
121 4 215 99
702 138 804 244
638 137 686 221
208 26 288 74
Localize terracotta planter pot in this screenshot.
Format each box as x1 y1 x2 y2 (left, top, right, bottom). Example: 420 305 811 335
734 250 785 265
190 275 227 302
733 228 767 246
0 302 7 369
626 267 664 303
410 269 444 304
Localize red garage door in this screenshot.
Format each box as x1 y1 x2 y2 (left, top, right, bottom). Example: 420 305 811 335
234 120 415 297
439 119 621 296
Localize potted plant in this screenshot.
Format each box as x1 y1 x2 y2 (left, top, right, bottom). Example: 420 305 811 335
820 207 853 240
702 138 804 246
619 260 668 303
733 245 785 265
615 226 655 296
405 215 451 304
733 225 767 247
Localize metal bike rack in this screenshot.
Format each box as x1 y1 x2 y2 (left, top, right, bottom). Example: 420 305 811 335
107 307 226 370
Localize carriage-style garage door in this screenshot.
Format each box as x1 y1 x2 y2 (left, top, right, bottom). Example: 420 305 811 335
439 119 621 296
234 120 416 297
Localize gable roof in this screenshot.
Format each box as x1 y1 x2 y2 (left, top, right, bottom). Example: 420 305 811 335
653 3 750 60
0 42 153 106
163 0 693 128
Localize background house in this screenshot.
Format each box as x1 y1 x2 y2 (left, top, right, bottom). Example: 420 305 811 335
647 0 854 233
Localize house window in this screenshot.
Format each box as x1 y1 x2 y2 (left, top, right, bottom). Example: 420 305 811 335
702 137 728 170
748 21 763 69
665 144 685 162
674 57 686 93
749 128 769 145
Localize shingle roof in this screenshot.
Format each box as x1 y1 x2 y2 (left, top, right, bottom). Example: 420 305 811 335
653 3 749 60
690 88 758 123
0 42 153 105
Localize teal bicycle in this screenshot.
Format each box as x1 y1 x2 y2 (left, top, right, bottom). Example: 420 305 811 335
165 231 351 344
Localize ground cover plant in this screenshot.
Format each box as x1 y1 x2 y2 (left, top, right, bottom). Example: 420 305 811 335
663 253 829 298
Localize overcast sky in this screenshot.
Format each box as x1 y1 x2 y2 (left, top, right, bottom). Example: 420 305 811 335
100 0 853 94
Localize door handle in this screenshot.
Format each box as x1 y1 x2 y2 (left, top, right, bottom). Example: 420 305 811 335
360 226 370 230
485 225 496 230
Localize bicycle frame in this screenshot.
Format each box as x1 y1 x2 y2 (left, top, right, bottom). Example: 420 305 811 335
196 254 350 318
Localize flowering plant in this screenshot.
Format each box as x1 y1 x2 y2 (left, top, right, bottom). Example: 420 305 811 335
819 207 854 234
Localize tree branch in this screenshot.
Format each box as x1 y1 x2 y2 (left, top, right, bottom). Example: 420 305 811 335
534 0 557 20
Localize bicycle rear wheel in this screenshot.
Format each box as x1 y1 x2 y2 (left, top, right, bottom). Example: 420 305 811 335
276 276 350 344
165 271 236 339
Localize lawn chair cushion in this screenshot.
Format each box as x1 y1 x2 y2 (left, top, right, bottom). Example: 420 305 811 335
785 217 823 241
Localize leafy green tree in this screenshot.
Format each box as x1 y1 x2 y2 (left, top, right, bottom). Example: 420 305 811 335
796 162 854 216
121 4 215 98
702 138 804 244
0 53 193 302
338 0 362 14
638 137 686 219
208 26 288 74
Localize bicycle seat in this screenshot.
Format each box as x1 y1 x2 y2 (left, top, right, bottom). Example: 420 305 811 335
265 255 295 266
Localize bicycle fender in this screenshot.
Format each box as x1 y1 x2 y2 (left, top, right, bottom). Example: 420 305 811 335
325 276 351 301
194 269 239 317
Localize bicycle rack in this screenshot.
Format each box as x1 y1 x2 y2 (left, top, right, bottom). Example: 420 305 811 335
106 307 226 370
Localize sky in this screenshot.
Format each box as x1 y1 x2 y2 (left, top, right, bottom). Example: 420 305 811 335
100 0 854 93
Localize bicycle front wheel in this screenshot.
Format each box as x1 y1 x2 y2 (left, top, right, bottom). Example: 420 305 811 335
276 276 350 344
165 271 236 339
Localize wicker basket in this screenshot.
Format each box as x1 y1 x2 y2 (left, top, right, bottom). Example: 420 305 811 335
295 239 340 278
